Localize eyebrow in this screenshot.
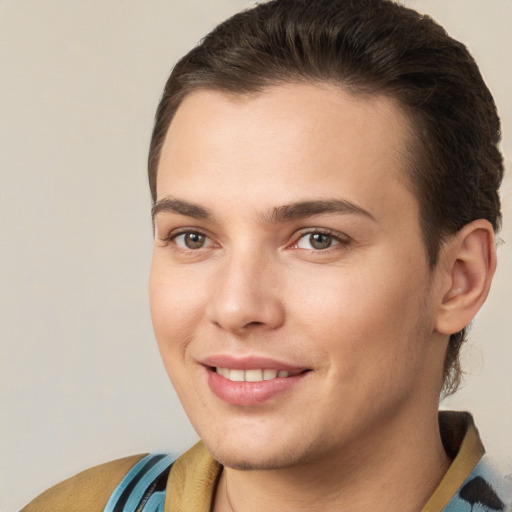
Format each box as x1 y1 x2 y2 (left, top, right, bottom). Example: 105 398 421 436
264 199 376 224
152 196 375 223
152 197 213 220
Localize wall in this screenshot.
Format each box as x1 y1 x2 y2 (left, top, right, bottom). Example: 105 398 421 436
1 1 510 510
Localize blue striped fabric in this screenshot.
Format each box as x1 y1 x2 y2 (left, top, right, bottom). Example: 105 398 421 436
141 491 166 512
103 453 175 512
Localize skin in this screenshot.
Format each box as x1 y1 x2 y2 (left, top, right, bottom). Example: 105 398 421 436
149 84 493 511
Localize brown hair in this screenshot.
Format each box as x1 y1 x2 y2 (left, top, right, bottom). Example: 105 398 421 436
148 0 503 395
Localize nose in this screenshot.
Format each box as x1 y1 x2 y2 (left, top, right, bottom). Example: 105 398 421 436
206 249 285 334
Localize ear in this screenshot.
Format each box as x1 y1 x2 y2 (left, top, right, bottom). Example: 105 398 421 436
435 219 497 336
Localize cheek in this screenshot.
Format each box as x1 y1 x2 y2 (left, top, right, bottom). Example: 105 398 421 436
149 270 207 409
292 269 433 425
149 258 207 360
288 258 430 368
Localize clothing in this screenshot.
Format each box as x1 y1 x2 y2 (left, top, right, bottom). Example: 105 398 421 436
21 411 512 512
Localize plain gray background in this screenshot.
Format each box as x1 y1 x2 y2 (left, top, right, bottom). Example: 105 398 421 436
1 1 511 511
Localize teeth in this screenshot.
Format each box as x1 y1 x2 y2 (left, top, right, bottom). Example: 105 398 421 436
263 369 278 380
215 367 297 382
217 367 229 378
229 369 245 382
245 369 263 382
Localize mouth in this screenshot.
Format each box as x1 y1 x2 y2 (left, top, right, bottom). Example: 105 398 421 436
203 358 311 406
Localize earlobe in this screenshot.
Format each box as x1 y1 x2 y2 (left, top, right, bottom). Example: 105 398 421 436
435 220 497 335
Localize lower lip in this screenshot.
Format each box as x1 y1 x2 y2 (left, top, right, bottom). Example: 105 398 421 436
206 367 309 406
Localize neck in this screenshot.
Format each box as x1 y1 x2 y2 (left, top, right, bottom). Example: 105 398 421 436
213 407 450 512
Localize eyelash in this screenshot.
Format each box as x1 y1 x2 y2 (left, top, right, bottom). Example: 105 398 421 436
162 229 215 250
161 228 350 253
291 229 351 252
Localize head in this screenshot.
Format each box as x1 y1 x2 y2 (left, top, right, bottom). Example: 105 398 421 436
148 0 502 396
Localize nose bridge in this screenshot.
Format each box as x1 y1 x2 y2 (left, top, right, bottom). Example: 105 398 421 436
206 242 284 333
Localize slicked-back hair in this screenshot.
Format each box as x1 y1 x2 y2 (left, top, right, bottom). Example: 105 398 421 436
148 0 503 395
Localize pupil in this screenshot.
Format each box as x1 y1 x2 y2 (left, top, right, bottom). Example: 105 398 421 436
185 233 205 249
310 233 331 249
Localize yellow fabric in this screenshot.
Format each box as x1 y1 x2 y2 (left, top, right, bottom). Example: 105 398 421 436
20 411 483 512
165 442 221 512
20 454 147 512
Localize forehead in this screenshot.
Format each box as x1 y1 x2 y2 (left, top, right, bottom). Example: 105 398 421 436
157 83 419 225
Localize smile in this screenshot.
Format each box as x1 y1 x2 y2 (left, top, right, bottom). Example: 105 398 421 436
206 365 310 406
214 367 302 382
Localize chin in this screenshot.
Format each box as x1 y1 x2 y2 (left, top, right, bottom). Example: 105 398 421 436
211 449 302 471
203 432 324 471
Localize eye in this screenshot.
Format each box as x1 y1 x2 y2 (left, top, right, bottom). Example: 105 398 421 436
294 231 347 251
173 232 211 250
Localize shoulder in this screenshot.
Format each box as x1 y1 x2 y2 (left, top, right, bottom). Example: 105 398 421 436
21 454 147 512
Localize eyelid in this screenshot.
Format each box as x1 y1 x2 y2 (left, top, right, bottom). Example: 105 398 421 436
159 225 203 240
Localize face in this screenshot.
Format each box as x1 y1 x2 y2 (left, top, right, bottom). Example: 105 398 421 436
149 84 446 470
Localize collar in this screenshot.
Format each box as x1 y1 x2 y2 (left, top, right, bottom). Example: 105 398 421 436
421 411 484 511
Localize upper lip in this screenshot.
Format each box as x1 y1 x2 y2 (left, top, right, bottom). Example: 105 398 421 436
201 354 309 372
